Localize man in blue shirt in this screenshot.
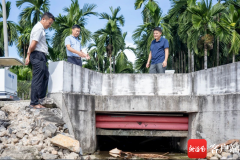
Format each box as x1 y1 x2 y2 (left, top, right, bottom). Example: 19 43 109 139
146 27 169 73
65 25 90 66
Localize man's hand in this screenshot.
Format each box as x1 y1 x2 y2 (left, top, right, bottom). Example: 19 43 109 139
146 62 150 68
25 55 30 65
86 54 91 60
162 61 167 67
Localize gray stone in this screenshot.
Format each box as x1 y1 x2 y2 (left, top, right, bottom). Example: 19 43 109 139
0 126 6 132
222 152 231 157
233 154 238 159
227 155 233 158
44 124 57 134
44 130 52 139
65 152 79 159
0 146 41 159
0 110 7 119
0 119 10 128
0 130 7 137
16 131 25 139
210 157 218 160
42 153 58 159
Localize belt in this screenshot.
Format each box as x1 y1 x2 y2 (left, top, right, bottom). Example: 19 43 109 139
68 56 81 60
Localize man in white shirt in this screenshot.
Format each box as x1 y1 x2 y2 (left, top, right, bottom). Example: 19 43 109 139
25 12 55 109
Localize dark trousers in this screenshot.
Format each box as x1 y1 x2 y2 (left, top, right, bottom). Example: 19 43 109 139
67 56 82 66
30 51 49 105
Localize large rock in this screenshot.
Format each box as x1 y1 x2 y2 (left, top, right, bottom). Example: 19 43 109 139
50 134 80 153
0 146 41 159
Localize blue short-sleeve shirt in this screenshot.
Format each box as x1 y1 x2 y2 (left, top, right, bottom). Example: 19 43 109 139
150 37 169 64
65 35 81 57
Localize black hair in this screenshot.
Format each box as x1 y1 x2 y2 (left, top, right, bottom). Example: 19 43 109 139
153 27 162 33
41 12 55 21
72 25 81 30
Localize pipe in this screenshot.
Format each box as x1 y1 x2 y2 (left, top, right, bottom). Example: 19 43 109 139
96 122 188 131
96 115 188 123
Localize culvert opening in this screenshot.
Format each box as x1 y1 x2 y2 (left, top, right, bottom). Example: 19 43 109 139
97 136 182 152
96 112 189 153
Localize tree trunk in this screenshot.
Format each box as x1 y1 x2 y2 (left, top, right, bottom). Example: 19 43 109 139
109 54 112 73
98 59 100 72
23 44 26 64
113 56 115 73
188 48 190 73
184 52 186 73
172 55 174 71
181 51 183 73
232 54 235 63
178 52 180 73
204 42 207 69
191 50 194 72
217 10 220 66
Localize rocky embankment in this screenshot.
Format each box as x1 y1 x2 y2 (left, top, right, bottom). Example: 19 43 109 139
0 101 81 159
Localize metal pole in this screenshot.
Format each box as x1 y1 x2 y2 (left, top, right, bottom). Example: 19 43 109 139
2 0 9 57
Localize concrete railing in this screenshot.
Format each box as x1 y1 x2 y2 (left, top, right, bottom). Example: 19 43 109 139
48 61 191 96
48 61 240 96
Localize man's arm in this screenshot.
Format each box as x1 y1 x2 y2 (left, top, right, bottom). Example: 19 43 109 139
25 40 38 65
162 48 169 67
146 51 152 68
66 44 88 58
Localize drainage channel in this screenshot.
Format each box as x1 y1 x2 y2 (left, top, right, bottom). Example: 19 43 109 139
94 112 190 159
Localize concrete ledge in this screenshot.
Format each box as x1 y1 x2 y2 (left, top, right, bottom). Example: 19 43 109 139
96 128 188 137
95 95 199 113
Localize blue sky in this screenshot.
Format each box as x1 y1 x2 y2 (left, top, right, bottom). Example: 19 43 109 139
6 0 217 62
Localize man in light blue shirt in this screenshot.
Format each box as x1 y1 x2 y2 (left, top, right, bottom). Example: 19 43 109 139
65 25 90 66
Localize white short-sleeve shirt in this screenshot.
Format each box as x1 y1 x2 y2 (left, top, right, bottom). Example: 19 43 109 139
29 22 48 54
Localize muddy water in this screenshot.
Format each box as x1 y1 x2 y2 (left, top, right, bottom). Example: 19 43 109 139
82 151 191 159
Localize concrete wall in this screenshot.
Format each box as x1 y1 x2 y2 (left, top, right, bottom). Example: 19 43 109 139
194 63 240 95
48 61 102 95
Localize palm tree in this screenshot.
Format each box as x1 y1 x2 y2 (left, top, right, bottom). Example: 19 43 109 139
95 6 125 73
134 0 159 23
217 4 240 63
115 32 135 73
16 0 50 25
187 0 225 69
87 37 106 72
0 1 18 57
167 0 197 73
52 0 97 60
16 22 32 62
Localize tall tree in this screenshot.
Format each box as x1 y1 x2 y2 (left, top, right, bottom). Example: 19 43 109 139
52 0 97 60
16 0 50 25
95 6 125 73
217 4 240 63
0 1 18 57
188 0 225 69
16 22 32 62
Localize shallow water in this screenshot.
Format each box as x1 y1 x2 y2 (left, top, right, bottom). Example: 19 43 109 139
82 151 191 159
